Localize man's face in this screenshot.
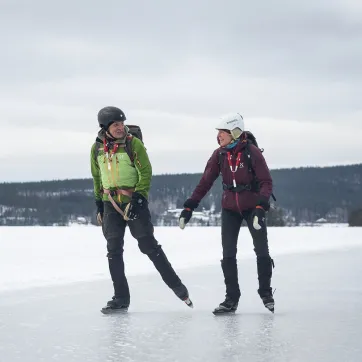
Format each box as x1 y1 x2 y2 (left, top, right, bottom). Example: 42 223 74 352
108 121 125 139
217 130 233 147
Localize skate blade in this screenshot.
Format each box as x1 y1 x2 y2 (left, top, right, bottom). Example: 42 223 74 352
184 297 193 308
101 307 128 315
265 303 274 313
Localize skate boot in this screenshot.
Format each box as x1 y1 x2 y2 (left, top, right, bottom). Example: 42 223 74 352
213 295 239 315
172 283 193 308
258 288 275 313
101 296 129 314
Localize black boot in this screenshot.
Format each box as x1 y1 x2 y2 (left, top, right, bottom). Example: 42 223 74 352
258 288 275 313
172 283 189 300
101 296 129 314
221 257 241 301
172 283 193 308
213 295 239 314
257 256 275 312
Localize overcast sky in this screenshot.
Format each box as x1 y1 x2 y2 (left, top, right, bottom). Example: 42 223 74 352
1 0 361 182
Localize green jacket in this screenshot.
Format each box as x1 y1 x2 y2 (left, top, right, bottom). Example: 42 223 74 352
90 136 152 203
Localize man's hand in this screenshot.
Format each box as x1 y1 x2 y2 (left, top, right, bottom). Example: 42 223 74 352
96 199 104 225
124 192 147 221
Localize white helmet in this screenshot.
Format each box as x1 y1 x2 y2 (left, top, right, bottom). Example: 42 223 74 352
216 113 244 140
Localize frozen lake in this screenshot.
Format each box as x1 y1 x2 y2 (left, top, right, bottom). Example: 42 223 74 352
0 226 361 361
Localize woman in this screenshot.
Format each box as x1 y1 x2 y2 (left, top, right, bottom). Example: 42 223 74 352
179 113 275 314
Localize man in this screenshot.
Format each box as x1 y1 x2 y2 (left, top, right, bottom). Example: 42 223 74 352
179 113 275 314
91 106 192 313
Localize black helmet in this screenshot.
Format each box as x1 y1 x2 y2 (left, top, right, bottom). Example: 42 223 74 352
97 106 126 129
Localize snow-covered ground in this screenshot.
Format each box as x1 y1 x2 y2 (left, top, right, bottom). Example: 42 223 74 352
0 225 359 292
0 226 361 361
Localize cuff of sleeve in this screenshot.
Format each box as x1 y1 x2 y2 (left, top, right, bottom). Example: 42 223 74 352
183 198 199 210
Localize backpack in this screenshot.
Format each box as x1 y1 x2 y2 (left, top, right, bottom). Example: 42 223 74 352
94 125 143 164
218 131 276 201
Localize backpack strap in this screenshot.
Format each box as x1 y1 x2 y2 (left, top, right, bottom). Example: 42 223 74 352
245 142 276 201
243 142 261 193
124 135 134 163
94 137 103 162
244 142 254 174
218 149 227 174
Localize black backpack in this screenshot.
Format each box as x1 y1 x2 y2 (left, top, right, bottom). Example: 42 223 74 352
94 125 143 163
218 131 276 201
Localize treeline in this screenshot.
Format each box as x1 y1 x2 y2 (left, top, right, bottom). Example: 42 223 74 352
0 164 361 226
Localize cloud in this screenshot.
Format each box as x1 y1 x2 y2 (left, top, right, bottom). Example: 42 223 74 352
0 0 361 181
1 114 361 182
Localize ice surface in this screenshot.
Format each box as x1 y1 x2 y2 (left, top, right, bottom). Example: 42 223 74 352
0 227 361 361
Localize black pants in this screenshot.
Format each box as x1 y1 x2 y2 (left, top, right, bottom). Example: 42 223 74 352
220 208 274 300
102 201 182 304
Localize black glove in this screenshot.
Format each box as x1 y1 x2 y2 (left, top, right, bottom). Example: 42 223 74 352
96 199 104 225
256 196 270 211
179 198 199 229
252 206 266 230
252 196 269 230
124 192 147 221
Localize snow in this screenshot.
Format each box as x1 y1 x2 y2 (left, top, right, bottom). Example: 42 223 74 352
0 226 360 292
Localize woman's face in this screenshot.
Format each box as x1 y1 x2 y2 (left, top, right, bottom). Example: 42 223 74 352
217 130 233 147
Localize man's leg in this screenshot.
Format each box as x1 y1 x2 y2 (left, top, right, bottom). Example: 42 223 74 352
244 210 275 311
215 208 243 312
128 205 190 302
102 202 130 308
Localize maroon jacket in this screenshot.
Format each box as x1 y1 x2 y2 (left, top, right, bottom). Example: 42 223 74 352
190 141 273 213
